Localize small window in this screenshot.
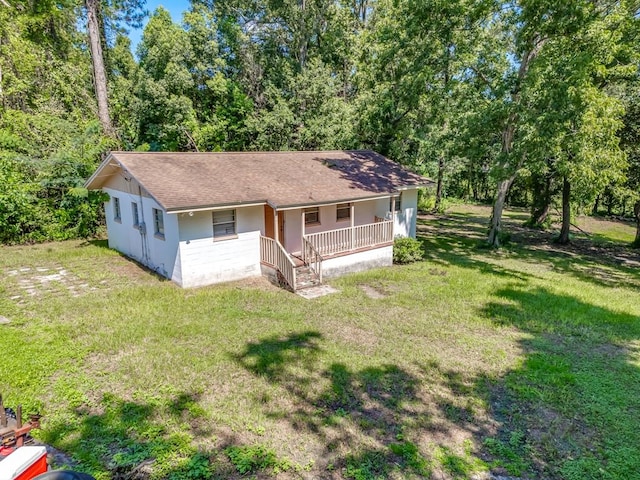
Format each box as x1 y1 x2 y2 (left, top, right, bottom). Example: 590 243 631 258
113 197 121 222
336 203 351 221
131 202 139 227
390 195 401 212
304 207 320 225
153 208 164 238
213 209 236 239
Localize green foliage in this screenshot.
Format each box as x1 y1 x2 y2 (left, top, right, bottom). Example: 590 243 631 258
483 434 531 476
345 450 387 480
392 237 423 264
225 444 290 475
168 453 212 480
0 157 43 243
1 0 640 254
389 441 430 476
433 443 488 479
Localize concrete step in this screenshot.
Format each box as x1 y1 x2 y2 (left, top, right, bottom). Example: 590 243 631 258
294 265 321 290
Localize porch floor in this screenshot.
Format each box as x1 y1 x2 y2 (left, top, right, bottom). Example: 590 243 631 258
290 255 305 267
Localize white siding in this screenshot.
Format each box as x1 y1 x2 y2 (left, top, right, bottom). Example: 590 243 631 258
175 206 263 288
394 188 418 238
103 186 179 281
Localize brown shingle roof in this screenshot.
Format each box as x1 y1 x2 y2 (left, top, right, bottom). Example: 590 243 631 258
86 150 432 212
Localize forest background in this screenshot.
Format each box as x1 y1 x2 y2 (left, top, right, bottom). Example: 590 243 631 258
1 0 639 246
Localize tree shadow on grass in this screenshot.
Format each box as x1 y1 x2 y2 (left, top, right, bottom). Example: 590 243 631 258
41 392 244 479
233 332 498 479
415 224 536 283
417 211 640 291
479 286 640 479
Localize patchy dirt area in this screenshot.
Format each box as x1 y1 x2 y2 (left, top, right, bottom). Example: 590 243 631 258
360 284 386 299
4 265 106 304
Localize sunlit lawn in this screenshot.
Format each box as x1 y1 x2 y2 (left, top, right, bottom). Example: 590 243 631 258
1 206 639 479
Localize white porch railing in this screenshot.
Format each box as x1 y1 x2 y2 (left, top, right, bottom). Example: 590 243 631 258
260 236 296 291
303 220 393 257
302 237 323 284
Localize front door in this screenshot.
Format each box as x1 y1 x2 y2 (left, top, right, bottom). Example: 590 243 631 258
265 205 286 247
278 211 285 248
264 205 275 239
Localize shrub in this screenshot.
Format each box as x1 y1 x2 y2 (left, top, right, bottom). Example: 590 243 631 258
393 237 423 264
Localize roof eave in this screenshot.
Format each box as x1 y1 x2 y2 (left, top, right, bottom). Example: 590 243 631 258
84 152 116 189
273 188 422 210
167 200 268 214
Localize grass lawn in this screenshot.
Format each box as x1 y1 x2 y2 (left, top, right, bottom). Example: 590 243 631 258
1 205 639 480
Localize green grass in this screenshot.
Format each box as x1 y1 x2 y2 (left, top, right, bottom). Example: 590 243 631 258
576 215 636 245
1 208 639 479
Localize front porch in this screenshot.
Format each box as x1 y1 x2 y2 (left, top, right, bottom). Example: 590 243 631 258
259 219 394 292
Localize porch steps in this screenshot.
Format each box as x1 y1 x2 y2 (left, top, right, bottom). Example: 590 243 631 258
294 265 321 290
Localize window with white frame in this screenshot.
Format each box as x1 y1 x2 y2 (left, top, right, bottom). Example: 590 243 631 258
153 208 164 238
304 207 320 225
131 202 139 227
113 197 121 222
212 209 236 239
336 203 351 221
389 194 402 213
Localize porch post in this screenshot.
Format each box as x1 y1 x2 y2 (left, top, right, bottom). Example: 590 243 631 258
350 203 355 250
274 209 279 243
301 209 305 246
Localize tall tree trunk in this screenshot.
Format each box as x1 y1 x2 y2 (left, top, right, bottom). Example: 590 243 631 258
592 194 600 216
558 176 571 244
487 173 517 247
434 155 445 212
434 50 451 213
487 37 546 247
86 0 112 135
633 200 640 247
529 171 552 227
297 0 308 70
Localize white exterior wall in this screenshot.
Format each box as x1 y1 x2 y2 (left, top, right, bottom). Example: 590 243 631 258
283 199 387 253
322 245 393 278
370 189 418 238
175 206 264 288
394 188 418 238
103 186 179 282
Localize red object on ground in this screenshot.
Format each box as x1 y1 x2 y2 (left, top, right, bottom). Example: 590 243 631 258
0 446 48 480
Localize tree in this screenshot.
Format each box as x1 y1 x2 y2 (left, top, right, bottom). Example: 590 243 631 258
485 0 634 247
357 0 489 189
620 80 640 245
86 0 113 135
84 0 147 137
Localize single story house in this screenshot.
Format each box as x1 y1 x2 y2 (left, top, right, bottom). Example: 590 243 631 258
85 150 432 290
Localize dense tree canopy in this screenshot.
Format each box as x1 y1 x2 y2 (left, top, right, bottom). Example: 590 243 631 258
0 0 639 243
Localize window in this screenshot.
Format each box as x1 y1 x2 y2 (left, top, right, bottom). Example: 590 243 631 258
113 197 121 222
390 194 402 213
131 202 139 227
153 208 164 238
336 203 351 221
304 207 320 225
213 209 236 239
